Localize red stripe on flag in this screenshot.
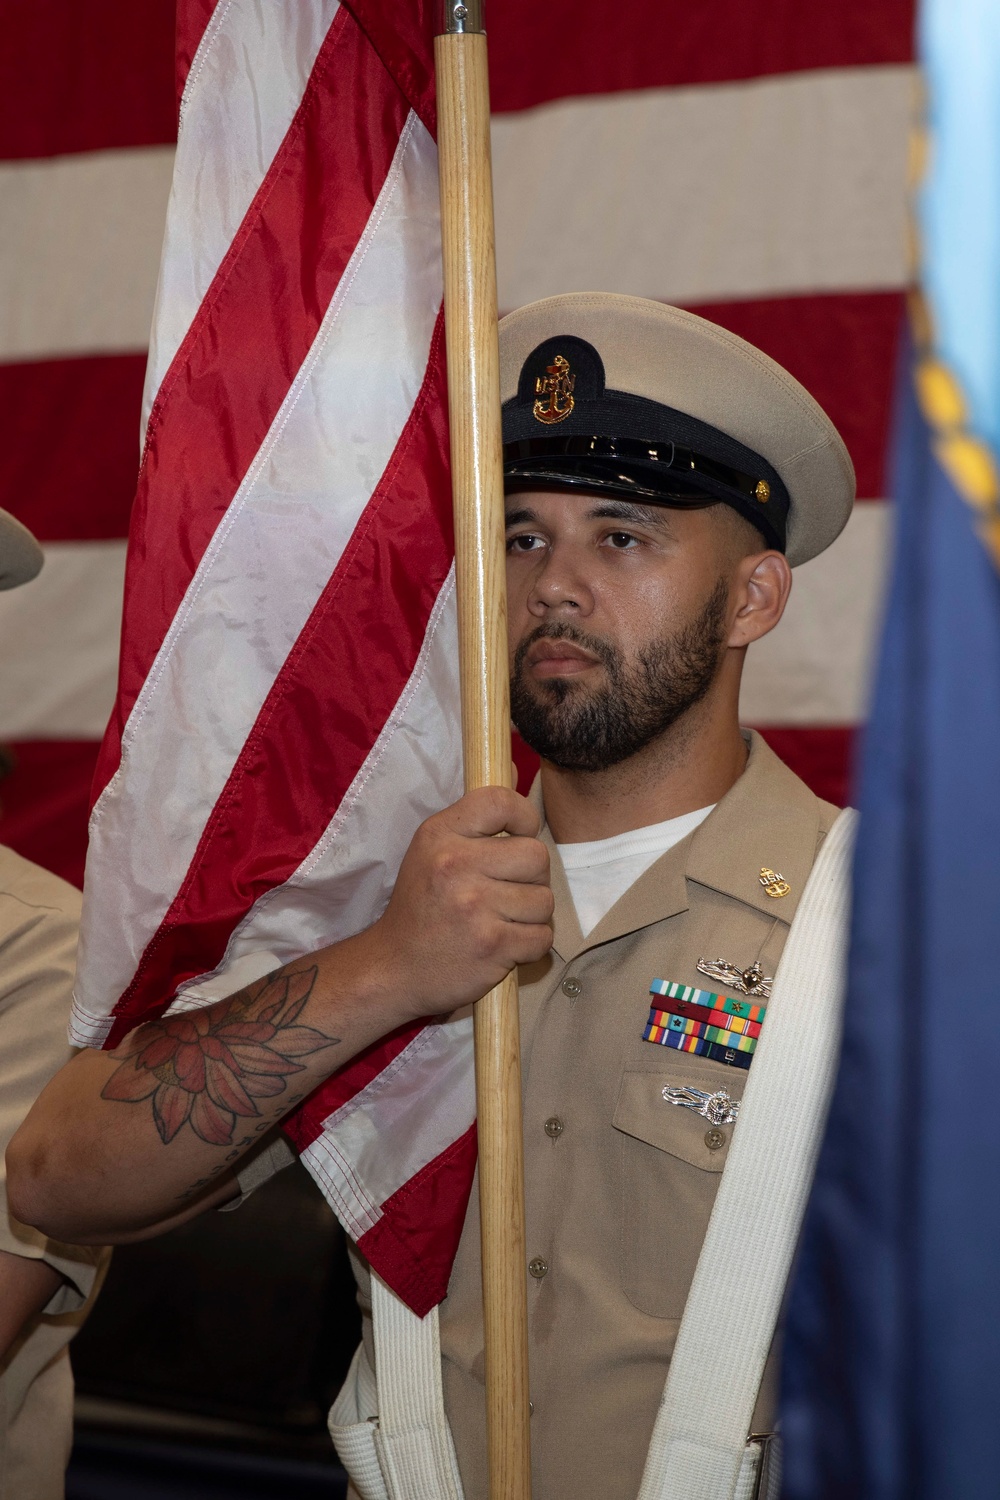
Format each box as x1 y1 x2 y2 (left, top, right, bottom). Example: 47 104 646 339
0 0 176 160
341 0 436 137
685 292 906 501
94 8 409 803
1 0 914 162
511 731 541 800
0 742 101 890
104 320 453 1045
515 727 857 812
755 726 857 809
175 0 222 108
342 0 916 137
0 296 899 554
0 737 854 910
354 1123 478 1316
487 0 915 114
0 355 143 542
0 733 855 900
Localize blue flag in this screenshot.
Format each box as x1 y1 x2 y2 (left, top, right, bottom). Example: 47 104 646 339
781 2 1000 1495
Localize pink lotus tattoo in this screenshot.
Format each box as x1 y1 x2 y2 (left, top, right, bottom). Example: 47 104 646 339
101 965 338 1146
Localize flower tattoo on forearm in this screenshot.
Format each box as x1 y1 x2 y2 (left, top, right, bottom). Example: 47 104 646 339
100 965 339 1146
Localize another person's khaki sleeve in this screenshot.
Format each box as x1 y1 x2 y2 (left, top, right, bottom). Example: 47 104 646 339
0 846 110 1499
0 849 104 1308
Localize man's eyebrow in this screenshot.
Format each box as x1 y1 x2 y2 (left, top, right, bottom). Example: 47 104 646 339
504 506 538 528
586 500 671 526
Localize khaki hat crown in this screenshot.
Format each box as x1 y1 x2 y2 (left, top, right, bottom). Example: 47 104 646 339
498 292 855 567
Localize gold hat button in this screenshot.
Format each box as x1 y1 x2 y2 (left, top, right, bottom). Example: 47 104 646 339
754 479 770 503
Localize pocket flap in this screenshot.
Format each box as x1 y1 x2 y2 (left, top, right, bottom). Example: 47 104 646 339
612 1068 745 1172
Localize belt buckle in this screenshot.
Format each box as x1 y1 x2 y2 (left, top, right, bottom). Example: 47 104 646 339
746 1431 775 1500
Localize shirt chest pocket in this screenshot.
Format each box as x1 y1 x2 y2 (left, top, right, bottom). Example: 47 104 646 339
612 1067 742 1320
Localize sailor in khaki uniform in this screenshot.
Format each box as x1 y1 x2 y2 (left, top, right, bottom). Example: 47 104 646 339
249 295 852 1499
0 512 107 1500
430 735 838 1500
9 294 856 1500
435 295 850 1496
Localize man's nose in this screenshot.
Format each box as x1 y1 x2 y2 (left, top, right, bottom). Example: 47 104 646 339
526 546 595 617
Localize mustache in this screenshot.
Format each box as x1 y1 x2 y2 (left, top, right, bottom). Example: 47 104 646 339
512 622 619 677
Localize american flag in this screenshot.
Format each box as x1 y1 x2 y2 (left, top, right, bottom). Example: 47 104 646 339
0 0 915 1310
81 0 476 1313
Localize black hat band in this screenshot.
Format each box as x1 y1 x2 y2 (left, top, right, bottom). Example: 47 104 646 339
502 335 790 551
503 434 786 551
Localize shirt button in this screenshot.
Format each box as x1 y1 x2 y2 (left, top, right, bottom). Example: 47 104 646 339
561 976 582 998
544 1116 564 1139
528 1257 549 1279
705 1128 726 1151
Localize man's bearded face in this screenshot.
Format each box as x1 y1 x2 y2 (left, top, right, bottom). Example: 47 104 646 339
510 577 729 773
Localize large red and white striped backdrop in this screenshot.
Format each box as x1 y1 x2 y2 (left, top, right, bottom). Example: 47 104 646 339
0 0 914 888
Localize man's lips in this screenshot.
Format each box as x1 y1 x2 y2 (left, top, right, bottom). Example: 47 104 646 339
525 638 602 679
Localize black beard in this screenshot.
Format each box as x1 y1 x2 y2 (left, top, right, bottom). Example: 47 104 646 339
510 578 729 773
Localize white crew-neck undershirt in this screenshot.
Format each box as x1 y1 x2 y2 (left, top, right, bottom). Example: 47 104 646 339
556 805 715 938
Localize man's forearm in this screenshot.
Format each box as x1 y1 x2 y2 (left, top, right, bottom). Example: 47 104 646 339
7 927 412 1243
8 785 554 1245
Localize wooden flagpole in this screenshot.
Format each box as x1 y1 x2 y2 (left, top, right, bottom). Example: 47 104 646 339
434 4 532 1498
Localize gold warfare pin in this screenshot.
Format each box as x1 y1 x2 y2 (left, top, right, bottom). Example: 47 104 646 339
533 354 576 424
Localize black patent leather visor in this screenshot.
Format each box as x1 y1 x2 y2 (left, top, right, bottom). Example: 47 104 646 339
503 434 786 551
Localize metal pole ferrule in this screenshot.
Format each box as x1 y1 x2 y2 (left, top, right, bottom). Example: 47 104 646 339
437 0 484 35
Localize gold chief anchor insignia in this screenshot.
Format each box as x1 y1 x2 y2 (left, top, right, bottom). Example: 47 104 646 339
759 866 791 899
533 354 576 425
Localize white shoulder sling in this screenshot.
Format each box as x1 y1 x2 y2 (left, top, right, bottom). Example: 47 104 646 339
635 806 856 1500
329 807 857 1500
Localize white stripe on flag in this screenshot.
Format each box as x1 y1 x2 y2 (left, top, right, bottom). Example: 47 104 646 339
0 67 915 369
172 567 461 1005
75 113 442 1021
0 148 174 361
90 567 461 1042
1 510 893 751
301 1012 476 1238
740 501 892 725
142 0 341 434
493 65 916 308
0 542 125 739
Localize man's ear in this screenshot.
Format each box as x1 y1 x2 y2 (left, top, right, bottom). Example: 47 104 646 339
727 551 793 649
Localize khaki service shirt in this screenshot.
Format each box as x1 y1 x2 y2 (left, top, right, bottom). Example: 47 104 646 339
346 732 839 1500
0 846 107 1500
